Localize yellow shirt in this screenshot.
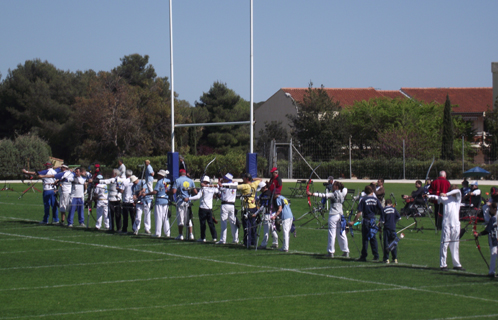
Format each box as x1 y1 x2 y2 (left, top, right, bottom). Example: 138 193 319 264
237 180 260 209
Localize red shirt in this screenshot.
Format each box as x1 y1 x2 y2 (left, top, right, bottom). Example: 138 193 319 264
429 177 450 196
269 175 283 195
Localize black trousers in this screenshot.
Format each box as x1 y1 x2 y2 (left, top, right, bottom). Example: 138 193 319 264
242 208 258 247
361 220 379 260
383 228 397 261
434 203 443 230
199 208 217 240
121 203 136 233
109 201 122 232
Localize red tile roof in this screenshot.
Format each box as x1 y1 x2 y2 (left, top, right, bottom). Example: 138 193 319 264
281 87 384 107
378 90 407 99
400 88 493 113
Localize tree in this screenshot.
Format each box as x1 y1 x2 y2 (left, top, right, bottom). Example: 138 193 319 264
194 82 250 154
441 94 455 160
287 82 344 160
113 54 156 88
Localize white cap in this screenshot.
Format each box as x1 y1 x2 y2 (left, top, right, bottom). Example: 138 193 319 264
256 182 266 192
202 175 210 183
224 173 233 181
130 175 138 183
96 175 103 179
157 169 169 177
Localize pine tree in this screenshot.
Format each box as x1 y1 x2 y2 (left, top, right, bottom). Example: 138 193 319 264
441 94 455 160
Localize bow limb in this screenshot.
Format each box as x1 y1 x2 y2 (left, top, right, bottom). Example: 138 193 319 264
201 157 216 182
473 216 490 270
306 163 322 208
425 156 435 181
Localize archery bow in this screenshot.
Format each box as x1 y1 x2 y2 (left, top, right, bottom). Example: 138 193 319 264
473 215 490 269
425 156 435 181
200 157 216 183
306 163 321 208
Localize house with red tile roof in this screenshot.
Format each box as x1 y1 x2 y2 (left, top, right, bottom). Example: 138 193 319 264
255 87 493 140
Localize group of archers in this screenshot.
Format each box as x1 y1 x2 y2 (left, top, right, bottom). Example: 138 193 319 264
23 161 498 277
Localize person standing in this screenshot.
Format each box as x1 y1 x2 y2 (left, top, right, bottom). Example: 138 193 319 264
271 193 294 252
309 181 349 258
427 186 465 271
118 159 126 179
375 179 385 207
145 160 154 194
237 173 262 247
217 173 239 244
66 167 87 227
100 169 125 232
23 163 60 224
380 199 401 263
93 175 109 230
475 203 498 277
179 155 189 176
119 171 136 234
186 175 219 242
37 164 70 225
133 177 152 235
146 170 171 238
268 167 282 196
171 169 197 240
429 171 451 230
257 182 279 250
349 185 383 261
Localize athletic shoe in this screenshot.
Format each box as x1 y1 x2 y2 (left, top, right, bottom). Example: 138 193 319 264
216 241 225 245
341 252 349 258
175 235 184 240
357 257 367 262
271 244 278 249
453 266 466 271
79 223 86 227
212 238 217 242
383 260 390 264
279 248 288 252
394 259 398 264
257 245 267 250
372 258 379 262
326 253 334 258
151 235 160 238
440 267 448 271
133 229 139 236
145 230 151 235
488 272 496 278
68 224 73 228
197 239 206 242
39 221 48 225
189 233 195 240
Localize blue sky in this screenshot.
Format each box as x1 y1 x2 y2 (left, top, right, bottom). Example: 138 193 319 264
1 0 497 106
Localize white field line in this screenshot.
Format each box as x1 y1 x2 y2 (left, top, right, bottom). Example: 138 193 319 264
0 231 495 304
0 258 176 271
0 248 86 254
0 287 403 320
429 315 498 320
0 270 275 292
0 216 39 222
0 202 43 207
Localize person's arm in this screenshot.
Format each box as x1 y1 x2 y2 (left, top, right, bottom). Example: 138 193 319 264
186 189 203 202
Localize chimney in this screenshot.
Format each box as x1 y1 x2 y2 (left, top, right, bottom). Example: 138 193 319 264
493 62 498 109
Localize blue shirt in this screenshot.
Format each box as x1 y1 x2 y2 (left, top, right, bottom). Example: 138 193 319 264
357 195 383 220
154 178 170 205
485 216 498 247
38 168 61 175
380 206 400 230
173 175 195 203
134 179 152 204
146 164 154 182
276 195 293 220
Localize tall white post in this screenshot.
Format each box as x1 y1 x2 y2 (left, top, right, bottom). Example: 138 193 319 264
249 0 254 153
169 0 175 152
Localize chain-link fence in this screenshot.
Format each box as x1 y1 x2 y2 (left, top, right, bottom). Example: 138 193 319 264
265 137 498 180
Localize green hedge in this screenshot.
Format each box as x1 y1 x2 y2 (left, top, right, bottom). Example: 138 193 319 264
121 153 268 180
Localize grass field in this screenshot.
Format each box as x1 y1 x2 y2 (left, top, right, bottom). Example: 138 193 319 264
0 181 496 319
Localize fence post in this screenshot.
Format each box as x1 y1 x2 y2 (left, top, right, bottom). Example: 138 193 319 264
403 139 406 180
462 135 464 173
349 135 352 179
289 138 293 179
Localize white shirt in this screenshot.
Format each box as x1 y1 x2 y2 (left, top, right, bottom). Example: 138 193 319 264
428 189 461 227
67 175 86 199
220 183 238 203
121 179 134 204
93 184 108 202
59 171 73 194
100 177 124 202
118 164 126 179
189 187 220 209
42 168 57 191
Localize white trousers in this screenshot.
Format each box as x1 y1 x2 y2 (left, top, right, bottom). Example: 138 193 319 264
220 204 238 243
155 204 170 237
59 192 71 213
440 222 461 268
261 214 278 247
176 202 192 227
95 201 109 229
489 237 497 275
135 202 151 233
281 218 293 251
328 214 349 254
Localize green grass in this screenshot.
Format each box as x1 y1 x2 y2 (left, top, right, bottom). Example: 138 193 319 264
0 181 496 319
